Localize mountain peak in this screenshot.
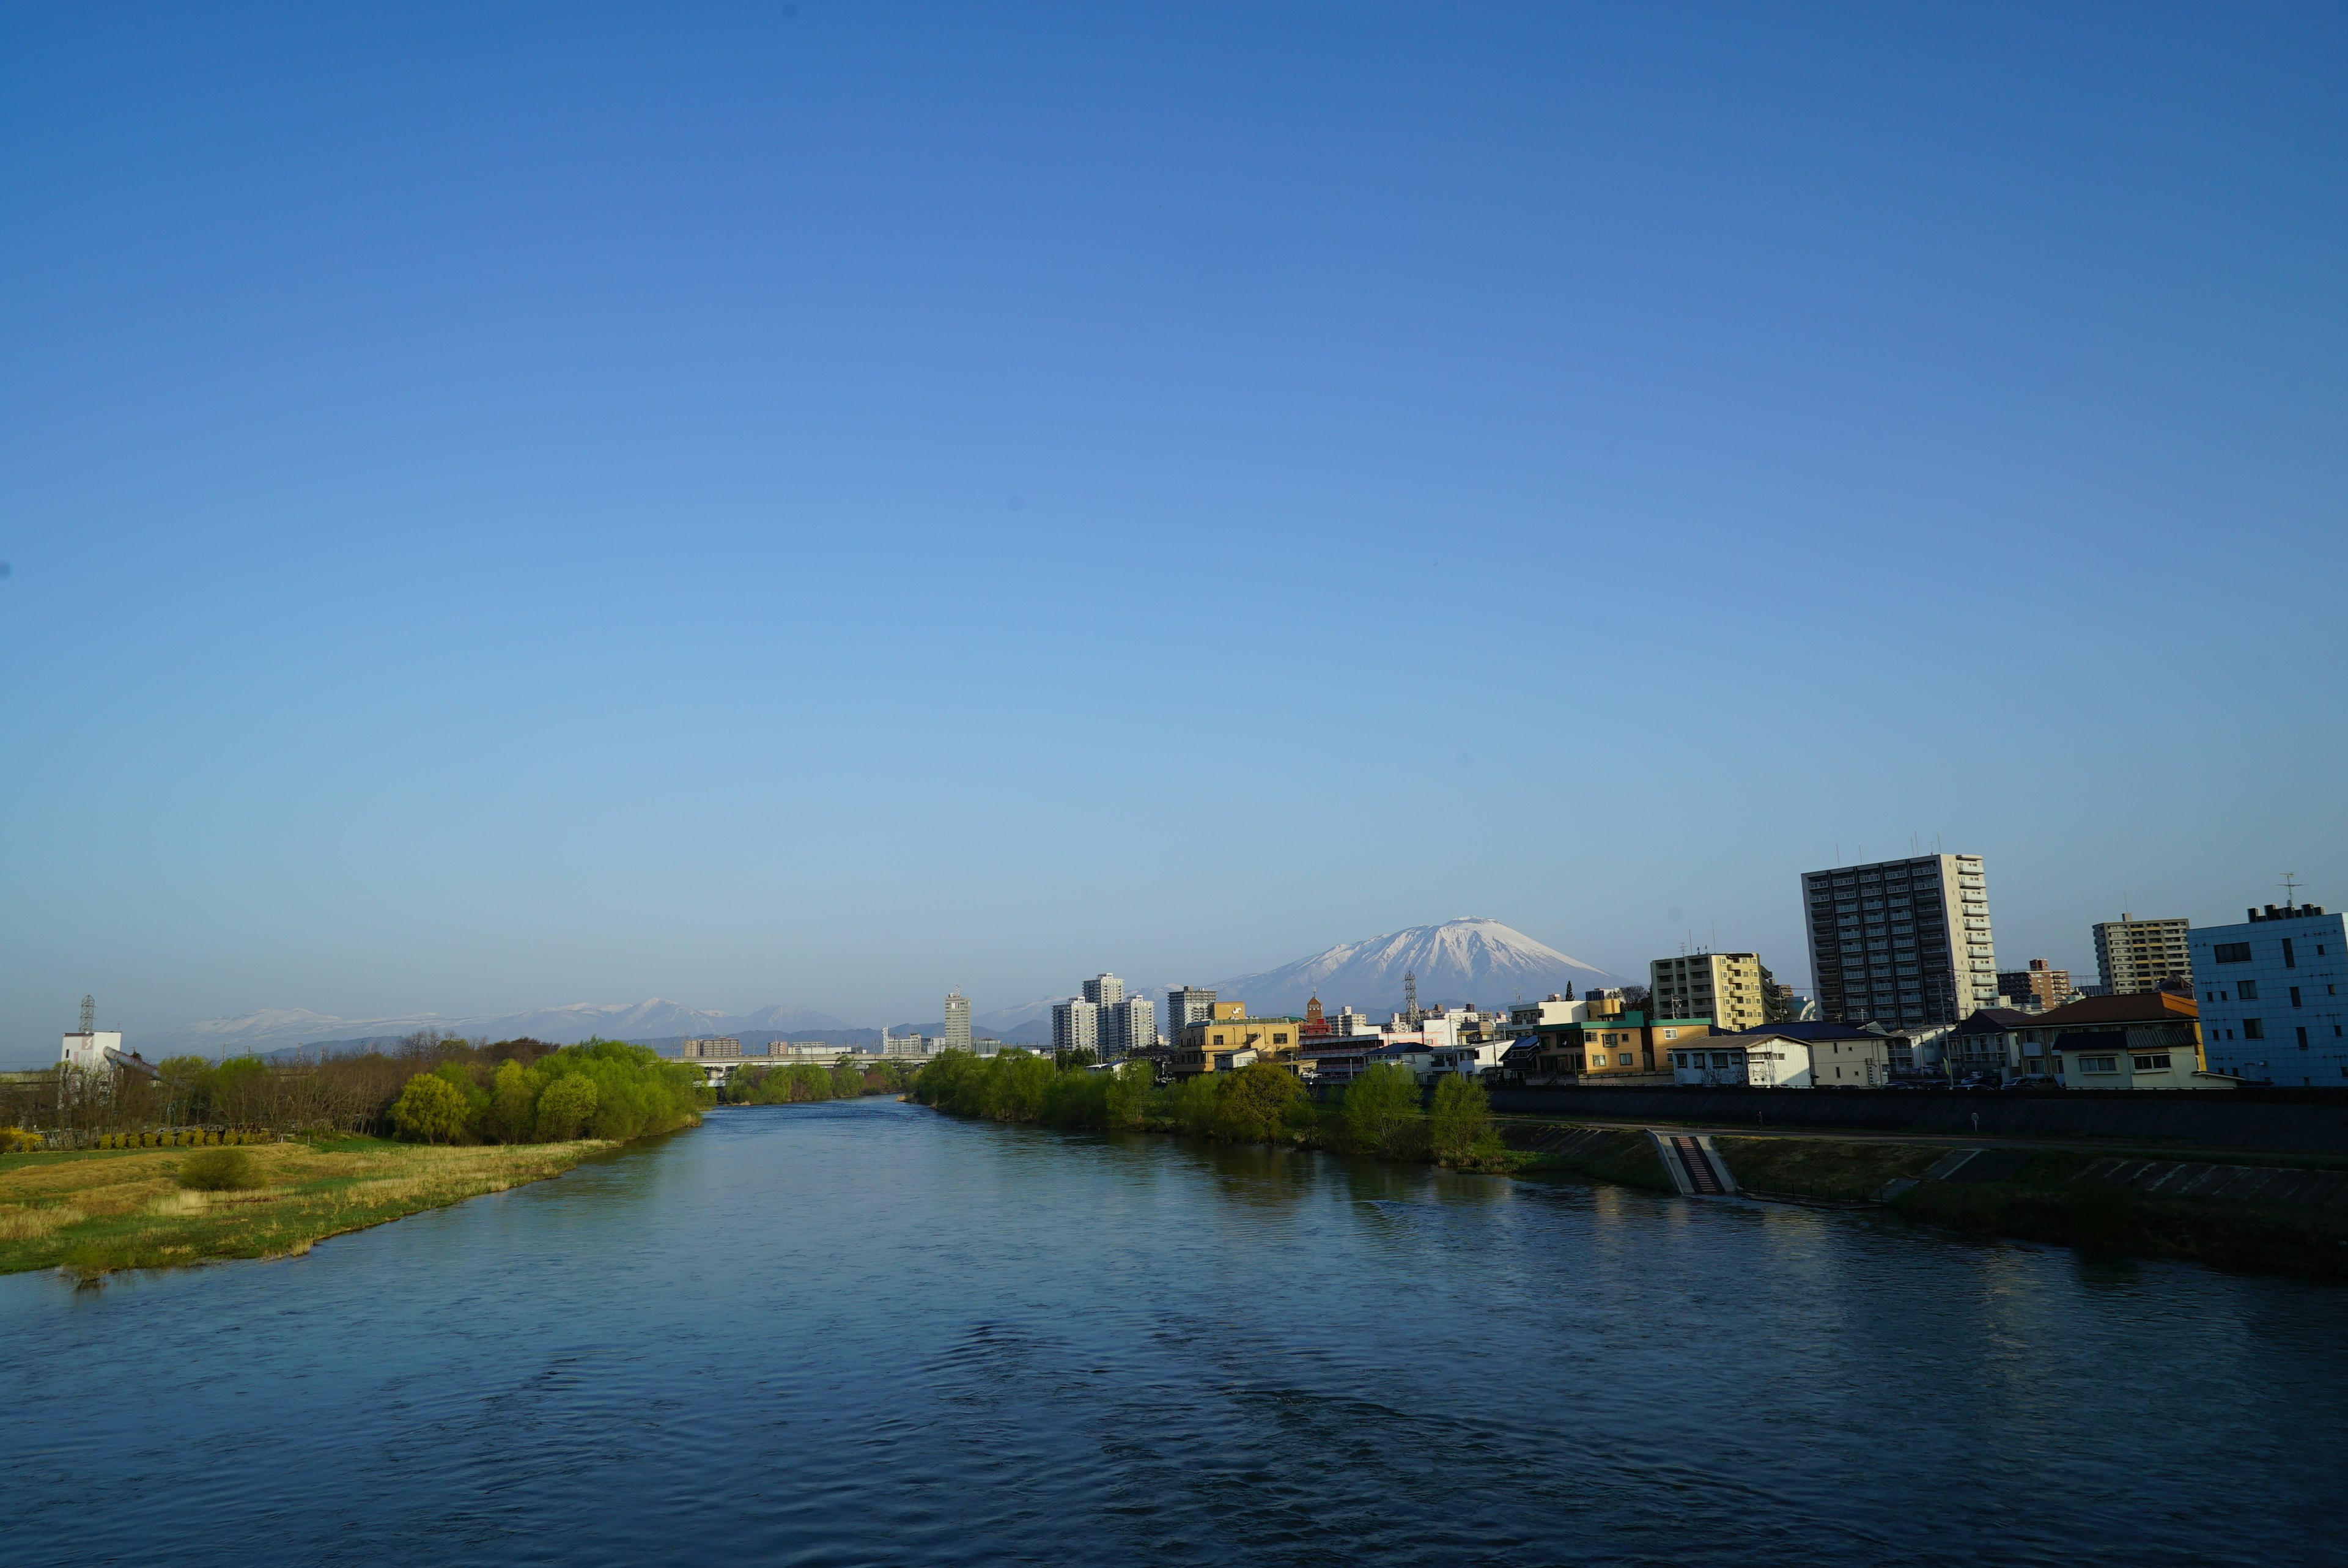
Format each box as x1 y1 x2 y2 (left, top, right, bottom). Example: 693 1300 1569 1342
1209 919 1627 1015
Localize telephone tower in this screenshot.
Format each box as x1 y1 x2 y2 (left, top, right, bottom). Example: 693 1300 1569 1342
1403 970 1420 1028
79 995 94 1036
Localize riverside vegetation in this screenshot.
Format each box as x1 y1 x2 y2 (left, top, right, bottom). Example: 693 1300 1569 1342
910 1051 1509 1167
1 1039 712 1277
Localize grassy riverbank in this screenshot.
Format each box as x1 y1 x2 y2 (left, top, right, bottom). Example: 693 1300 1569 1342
0 1136 608 1279
1501 1121 2348 1280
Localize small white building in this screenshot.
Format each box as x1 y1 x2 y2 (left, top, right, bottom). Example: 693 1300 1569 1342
1425 1040 1511 1081
1674 1029 1893 1089
60 1029 124 1073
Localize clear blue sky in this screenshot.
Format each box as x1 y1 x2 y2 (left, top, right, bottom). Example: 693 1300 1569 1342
4 2 2344 1057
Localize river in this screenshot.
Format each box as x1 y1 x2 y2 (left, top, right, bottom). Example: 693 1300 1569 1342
4 1097 2341 1566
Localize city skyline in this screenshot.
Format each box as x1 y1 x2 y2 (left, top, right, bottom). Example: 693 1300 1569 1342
4 5 2342 1056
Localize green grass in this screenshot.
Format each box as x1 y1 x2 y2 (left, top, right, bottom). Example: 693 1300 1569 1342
0 1137 608 1279
1714 1136 1944 1199
1501 1127 1677 1191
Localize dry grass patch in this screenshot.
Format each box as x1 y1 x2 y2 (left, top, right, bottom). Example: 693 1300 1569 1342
0 1137 610 1278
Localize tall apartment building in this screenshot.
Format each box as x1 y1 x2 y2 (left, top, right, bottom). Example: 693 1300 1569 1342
1050 998 1099 1054
2191 900 2348 1086
1801 853 1996 1026
943 991 973 1051
1996 958 2071 1012
1648 952 1765 1032
1164 985 1217 1048
1102 995 1157 1057
1082 973 1124 1006
2094 915 2192 995
681 1037 743 1059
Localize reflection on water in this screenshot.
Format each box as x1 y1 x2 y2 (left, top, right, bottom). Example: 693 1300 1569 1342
4 1097 2341 1567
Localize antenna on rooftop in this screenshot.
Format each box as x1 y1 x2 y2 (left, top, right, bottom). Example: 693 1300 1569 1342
79 994 94 1036
2282 871 2302 907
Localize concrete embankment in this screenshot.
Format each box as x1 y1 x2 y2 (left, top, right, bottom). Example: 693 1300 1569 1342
1501 1119 2348 1279
1488 1086 2348 1154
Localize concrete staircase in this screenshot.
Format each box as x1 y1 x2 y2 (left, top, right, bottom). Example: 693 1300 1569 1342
1648 1131 1738 1196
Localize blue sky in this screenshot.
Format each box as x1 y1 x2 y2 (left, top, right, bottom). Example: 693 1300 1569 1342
4 2 2344 1058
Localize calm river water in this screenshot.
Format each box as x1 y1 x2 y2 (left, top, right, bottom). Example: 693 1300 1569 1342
5 1097 2343 1566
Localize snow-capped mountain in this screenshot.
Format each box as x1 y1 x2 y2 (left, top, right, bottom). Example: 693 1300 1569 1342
1211 918 1628 1016
139 998 852 1055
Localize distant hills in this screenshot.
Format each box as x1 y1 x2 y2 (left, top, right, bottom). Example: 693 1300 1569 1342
146 998 852 1056
972 918 1630 1042
122 918 1623 1062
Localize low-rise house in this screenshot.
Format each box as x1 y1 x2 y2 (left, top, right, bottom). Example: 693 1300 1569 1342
1499 1014 1711 1084
2053 1030 2233 1091
2012 993 2202 1081
1946 1007 2032 1080
1691 1023 1894 1088
1425 1040 1512 1081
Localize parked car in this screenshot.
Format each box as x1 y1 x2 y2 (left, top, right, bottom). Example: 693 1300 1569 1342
2003 1073 2060 1090
1956 1073 2001 1090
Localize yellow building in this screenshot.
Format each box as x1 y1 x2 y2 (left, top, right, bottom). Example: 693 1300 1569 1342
1648 952 1767 1032
1172 1007 1305 1076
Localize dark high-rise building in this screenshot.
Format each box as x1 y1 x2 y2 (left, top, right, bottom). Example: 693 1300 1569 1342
1801 853 1995 1027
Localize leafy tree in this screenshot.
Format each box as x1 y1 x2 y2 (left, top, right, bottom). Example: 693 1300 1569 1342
534 1073 600 1141
1168 1072 1220 1136
1425 1073 1493 1162
1340 1064 1423 1158
483 1059 544 1143
390 1072 473 1144
1053 1048 1099 1071
1214 1062 1304 1144
1101 1059 1151 1130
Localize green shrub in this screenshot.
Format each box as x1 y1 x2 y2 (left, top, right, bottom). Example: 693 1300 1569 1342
178 1147 262 1191
1340 1064 1423 1157
391 1073 474 1144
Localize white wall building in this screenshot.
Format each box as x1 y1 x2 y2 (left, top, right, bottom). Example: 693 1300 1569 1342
60 1029 124 1073
1101 995 1157 1058
943 992 973 1051
1050 998 1100 1055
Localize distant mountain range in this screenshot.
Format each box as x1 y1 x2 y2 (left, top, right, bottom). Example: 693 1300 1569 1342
114 918 1623 1062
971 918 1630 1042
142 998 852 1056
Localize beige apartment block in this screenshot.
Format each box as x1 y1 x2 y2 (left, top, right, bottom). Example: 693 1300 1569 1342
1649 951 1766 1032
2094 914 2193 995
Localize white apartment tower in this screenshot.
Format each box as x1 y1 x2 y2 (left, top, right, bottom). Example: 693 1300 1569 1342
1801 853 1996 1026
2094 916 2192 996
1102 995 1157 1058
1050 998 1100 1055
943 991 973 1051
1082 973 1125 1006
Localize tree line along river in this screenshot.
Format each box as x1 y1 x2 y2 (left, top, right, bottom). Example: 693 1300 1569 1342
4 1095 2341 1568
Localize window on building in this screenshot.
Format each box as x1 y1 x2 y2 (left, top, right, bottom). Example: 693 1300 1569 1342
2298 1027 2310 1049
2080 1056 2119 1072
1617 1052 1633 1067
2132 1055 2170 1072
2239 981 2259 1000
2283 938 2297 968
2213 943 2253 964
2243 1019 2265 1040
2291 988 2302 1008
